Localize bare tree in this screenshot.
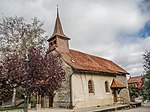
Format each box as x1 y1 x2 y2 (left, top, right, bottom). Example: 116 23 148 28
0 16 47 106
0 16 46 58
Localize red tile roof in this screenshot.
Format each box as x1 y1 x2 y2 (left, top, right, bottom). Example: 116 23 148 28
128 76 143 83
61 49 128 75
111 79 126 88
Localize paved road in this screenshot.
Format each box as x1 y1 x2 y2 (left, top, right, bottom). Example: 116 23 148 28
117 102 150 112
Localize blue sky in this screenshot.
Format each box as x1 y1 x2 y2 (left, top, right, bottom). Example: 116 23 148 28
118 20 150 41
137 0 150 38
0 0 150 76
138 21 150 37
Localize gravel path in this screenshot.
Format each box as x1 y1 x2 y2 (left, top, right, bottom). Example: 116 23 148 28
1 102 150 112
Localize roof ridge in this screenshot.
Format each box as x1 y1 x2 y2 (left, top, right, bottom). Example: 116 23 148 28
62 49 128 74
130 76 143 78
69 49 128 73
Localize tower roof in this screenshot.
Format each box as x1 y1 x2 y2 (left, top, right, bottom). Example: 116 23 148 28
48 7 70 41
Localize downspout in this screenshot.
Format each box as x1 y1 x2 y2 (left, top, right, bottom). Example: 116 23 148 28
69 71 74 109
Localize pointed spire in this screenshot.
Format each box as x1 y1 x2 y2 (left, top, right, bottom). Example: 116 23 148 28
52 5 68 38
57 4 59 17
48 5 70 42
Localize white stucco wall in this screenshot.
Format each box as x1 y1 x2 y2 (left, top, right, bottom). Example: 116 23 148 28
72 73 116 108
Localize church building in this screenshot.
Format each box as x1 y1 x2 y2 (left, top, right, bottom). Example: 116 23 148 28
47 10 130 109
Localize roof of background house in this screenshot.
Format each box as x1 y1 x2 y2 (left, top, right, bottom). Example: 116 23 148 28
128 76 143 83
61 49 128 75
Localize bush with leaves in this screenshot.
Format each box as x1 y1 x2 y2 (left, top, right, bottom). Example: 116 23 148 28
143 51 150 101
0 47 66 106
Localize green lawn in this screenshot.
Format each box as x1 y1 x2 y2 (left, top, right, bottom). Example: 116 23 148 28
0 106 23 111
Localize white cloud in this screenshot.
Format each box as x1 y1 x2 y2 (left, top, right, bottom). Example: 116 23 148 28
0 0 150 76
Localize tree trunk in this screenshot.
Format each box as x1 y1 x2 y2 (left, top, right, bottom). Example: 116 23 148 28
41 96 43 108
36 94 41 109
49 96 53 107
36 94 38 109
28 95 31 109
12 87 16 106
42 96 47 108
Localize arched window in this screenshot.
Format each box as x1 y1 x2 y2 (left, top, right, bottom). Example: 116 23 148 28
105 81 110 92
88 80 94 93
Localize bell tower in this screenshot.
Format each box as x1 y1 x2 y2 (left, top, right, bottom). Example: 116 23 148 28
47 6 70 52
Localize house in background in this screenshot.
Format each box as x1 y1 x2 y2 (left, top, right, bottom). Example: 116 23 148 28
46 10 130 109
128 76 144 101
128 76 144 89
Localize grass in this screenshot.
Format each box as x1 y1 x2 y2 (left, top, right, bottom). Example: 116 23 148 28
0 106 24 111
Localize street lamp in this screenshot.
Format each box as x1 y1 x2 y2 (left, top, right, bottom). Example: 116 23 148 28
24 50 30 112
24 95 27 112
